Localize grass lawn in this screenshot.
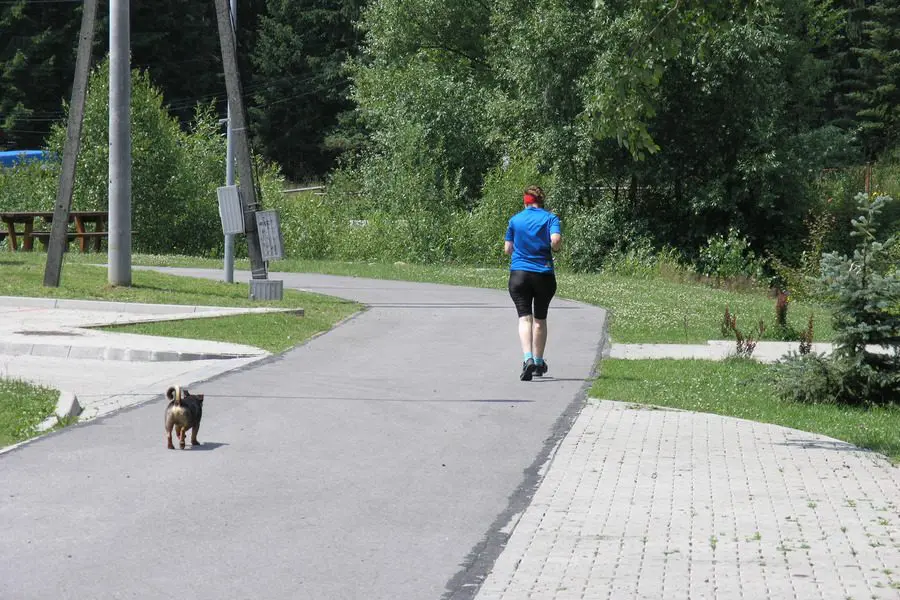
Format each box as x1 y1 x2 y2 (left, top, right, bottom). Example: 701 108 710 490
0 378 59 447
591 359 900 462
0 254 360 353
101 305 357 354
80 253 835 344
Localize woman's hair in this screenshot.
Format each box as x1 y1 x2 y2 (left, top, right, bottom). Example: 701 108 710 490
524 185 545 207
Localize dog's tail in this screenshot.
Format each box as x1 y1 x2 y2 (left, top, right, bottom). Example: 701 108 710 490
166 385 183 406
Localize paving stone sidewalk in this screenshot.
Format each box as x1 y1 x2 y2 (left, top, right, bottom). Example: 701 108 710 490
476 400 900 600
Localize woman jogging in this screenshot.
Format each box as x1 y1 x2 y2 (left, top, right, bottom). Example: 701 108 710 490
504 185 562 381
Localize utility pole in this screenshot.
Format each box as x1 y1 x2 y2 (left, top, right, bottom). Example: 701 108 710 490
223 0 237 283
108 0 132 286
214 0 267 280
43 0 99 287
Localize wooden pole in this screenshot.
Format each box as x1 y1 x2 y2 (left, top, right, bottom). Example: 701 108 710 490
213 0 267 280
43 0 99 287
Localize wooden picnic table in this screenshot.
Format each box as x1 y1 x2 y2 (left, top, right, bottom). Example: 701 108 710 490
0 211 109 253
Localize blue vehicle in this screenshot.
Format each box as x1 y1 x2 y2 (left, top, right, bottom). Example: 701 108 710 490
0 150 54 168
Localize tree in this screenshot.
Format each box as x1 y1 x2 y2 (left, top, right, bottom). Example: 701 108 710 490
776 193 900 404
125 0 224 128
47 59 227 256
344 0 866 269
0 0 81 149
851 0 900 158
249 0 365 182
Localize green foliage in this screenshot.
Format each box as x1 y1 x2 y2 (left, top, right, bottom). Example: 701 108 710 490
0 0 79 149
0 159 58 213
347 0 863 268
250 0 364 182
561 203 642 273
768 210 835 301
777 192 900 405
0 0 226 149
773 351 847 403
45 58 228 256
849 0 900 159
821 192 900 350
450 155 551 266
351 57 492 205
599 243 686 280
697 228 766 282
812 162 900 255
126 0 223 128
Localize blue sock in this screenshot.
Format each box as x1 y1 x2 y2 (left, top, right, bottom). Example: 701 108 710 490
534 357 544 366
524 352 533 362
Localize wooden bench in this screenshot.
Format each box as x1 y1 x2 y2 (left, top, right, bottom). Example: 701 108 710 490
30 230 109 253
0 211 108 252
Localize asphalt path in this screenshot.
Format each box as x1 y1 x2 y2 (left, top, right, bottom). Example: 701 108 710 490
0 270 608 600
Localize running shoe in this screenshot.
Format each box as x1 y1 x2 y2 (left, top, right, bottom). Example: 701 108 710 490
520 358 536 381
534 360 549 377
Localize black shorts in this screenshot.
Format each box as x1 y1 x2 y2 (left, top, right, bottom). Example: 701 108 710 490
508 270 557 319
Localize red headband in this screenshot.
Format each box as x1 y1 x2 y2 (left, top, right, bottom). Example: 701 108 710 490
524 193 538 205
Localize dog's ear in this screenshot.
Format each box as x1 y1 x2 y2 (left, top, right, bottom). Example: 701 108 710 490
197 394 204 403
166 386 176 400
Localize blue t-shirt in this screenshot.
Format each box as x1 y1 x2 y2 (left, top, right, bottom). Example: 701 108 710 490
505 207 561 273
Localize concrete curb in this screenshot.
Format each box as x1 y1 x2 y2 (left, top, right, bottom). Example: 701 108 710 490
35 391 82 433
0 295 304 318
80 307 304 328
0 341 266 362
607 340 892 363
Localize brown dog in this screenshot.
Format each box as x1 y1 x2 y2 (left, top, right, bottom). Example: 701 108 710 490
164 385 204 450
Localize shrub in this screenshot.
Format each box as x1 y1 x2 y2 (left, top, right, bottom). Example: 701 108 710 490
768 290 800 341
721 306 765 359
600 240 685 280
772 352 842 404
767 210 835 301
696 227 765 283
0 159 58 213
776 192 900 405
813 163 900 256
46 57 228 256
450 154 551 266
561 200 639 272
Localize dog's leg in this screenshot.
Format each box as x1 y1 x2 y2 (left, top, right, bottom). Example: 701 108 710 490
165 415 175 450
178 426 186 450
190 424 200 447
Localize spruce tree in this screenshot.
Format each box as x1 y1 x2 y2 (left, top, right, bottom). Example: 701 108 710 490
851 0 900 158
0 0 80 149
820 192 900 403
249 0 364 182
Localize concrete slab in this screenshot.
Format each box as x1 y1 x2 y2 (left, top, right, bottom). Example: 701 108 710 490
608 340 888 363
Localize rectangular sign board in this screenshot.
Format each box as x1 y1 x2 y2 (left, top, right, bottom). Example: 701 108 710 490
216 185 245 235
256 210 284 260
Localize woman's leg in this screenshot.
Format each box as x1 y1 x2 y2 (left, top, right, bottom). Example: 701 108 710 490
509 271 535 357
531 273 557 374
509 270 538 379
519 315 534 355
532 318 547 358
